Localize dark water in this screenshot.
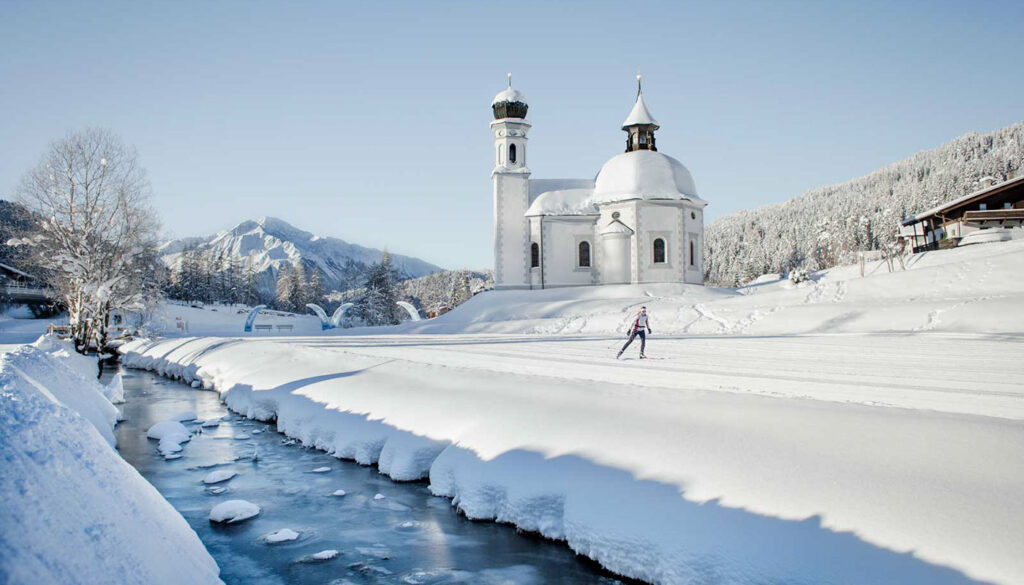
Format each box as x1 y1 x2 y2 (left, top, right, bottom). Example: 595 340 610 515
114 368 626 585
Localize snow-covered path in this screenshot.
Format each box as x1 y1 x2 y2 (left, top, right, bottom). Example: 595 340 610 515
122 332 1024 585
286 331 1024 419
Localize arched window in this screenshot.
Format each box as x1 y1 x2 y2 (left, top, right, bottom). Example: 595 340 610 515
530 242 539 268
689 240 695 266
578 241 591 267
509 143 517 165
653 238 666 264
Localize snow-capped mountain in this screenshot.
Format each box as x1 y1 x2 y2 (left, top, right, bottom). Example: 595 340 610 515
158 217 442 294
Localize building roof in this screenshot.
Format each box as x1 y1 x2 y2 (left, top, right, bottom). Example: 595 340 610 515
622 91 659 129
599 219 635 235
591 150 704 206
0 261 33 279
901 174 1024 226
525 189 598 217
491 86 527 106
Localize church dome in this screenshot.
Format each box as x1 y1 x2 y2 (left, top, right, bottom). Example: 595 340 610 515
591 150 701 205
492 74 528 119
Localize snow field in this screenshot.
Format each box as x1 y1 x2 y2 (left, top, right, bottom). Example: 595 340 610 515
121 331 1024 585
0 337 222 585
385 239 1024 337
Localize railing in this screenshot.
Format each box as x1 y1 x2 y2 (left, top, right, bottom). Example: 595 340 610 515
1 284 54 301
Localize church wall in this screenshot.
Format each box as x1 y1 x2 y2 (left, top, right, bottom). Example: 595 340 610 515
595 203 637 285
637 202 685 283
683 205 704 284
494 173 531 289
540 218 597 287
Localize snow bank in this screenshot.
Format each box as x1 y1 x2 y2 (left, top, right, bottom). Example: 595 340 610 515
120 334 1024 585
0 338 222 585
3 337 121 446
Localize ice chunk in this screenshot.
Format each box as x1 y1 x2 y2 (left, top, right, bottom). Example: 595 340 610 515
311 466 330 473
332 489 347 497
355 545 390 559
146 420 190 441
200 419 221 428
148 420 192 456
373 493 386 500
209 499 260 523
262 528 299 543
202 469 237 484
206 486 228 495
297 549 339 562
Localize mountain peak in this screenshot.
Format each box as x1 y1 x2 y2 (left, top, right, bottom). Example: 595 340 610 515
159 217 443 296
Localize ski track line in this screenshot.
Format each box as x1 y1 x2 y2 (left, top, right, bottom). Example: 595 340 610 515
293 340 1024 409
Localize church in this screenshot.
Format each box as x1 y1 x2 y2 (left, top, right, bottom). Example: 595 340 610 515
491 75 707 290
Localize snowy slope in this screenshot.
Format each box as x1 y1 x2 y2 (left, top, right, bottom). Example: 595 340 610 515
387 238 1024 336
0 338 222 585
118 241 1024 585
158 216 443 294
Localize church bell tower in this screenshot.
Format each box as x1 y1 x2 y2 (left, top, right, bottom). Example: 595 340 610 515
491 74 532 289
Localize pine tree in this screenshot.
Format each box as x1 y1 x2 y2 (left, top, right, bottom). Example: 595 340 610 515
353 252 401 326
308 267 325 307
290 261 308 312
275 264 294 311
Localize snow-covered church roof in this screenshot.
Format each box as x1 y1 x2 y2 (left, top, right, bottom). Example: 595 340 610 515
492 85 527 106
591 150 704 206
525 188 598 217
622 90 659 128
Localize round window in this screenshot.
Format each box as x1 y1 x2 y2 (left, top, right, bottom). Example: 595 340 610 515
612 211 621 219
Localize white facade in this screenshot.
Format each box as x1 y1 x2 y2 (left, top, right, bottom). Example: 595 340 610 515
492 78 708 289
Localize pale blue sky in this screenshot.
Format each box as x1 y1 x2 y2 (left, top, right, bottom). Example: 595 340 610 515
2 0 1022 269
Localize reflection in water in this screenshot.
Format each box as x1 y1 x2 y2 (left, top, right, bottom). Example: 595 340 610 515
114 369 627 585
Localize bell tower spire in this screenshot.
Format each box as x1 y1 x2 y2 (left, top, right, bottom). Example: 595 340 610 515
622 75 660 152
490 75 532 289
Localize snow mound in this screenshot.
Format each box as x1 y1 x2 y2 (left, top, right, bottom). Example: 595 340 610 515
202 469 237 484
332 489 347 497
105 372 126 404
262 528 299 543
147 420 192 456
0 337 222 585
209 500 260 524
311 466 330 473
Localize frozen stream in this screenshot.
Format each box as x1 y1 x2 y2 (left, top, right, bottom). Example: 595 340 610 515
115 368 627 585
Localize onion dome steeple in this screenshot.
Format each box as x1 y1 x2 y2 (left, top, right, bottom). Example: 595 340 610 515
622 75 659 152
492 73 529 119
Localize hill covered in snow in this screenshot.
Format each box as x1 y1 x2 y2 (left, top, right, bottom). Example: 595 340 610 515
158 217 443 297
705 120 1024 285
389 237 1024 337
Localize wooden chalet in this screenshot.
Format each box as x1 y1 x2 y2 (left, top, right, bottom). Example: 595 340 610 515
900 173 1024 252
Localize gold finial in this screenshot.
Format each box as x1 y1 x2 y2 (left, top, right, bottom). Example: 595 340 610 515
507 72 512 88
636 73 643 96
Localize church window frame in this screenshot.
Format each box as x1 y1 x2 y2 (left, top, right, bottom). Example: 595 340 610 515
577 240 591 268
653 237 666 264
689 239 695 267
530 242 539 268
509 143 517 165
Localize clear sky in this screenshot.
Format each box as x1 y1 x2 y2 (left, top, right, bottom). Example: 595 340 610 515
2 0 1022 269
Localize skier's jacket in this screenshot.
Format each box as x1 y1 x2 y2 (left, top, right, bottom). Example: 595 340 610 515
630 314 650 332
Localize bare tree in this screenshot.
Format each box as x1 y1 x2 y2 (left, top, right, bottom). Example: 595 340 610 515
13 128 160 358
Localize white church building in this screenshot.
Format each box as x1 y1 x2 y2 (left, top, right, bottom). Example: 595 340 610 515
491 75 708 290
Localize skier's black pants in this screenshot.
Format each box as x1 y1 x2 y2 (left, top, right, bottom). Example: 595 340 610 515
620 329 646 355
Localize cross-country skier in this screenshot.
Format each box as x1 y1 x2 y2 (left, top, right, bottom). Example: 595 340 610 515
617 306 651 359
